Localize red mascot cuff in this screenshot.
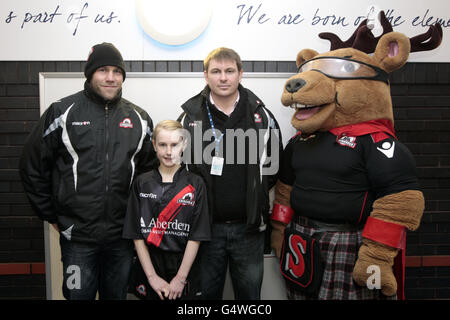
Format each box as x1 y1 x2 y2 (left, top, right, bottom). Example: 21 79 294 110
362 216 406 249
271 203 294 224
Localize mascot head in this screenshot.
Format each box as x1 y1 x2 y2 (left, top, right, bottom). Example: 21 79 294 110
281 11 442 135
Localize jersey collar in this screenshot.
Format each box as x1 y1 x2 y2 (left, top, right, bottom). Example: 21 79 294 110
329 119 396 139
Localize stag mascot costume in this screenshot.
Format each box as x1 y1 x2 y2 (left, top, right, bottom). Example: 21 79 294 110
271 12 442 300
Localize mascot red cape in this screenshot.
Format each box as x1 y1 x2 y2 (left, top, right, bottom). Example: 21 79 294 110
270 12 442 300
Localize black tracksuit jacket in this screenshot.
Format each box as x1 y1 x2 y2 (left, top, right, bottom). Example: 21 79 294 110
20 81 156 243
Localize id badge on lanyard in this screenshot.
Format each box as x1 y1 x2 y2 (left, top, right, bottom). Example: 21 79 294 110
211 156 224 176
206 101 224 176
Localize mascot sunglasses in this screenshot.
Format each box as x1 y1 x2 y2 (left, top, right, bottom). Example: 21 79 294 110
298 56 389 84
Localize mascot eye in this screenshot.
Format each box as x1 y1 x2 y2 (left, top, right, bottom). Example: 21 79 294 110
342 62 360 73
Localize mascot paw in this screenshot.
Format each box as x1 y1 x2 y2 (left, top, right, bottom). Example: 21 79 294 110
353 239 399 297
270 220 286 259
353 258 397 296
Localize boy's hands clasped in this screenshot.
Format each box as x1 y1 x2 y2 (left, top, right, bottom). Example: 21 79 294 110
147 274 170 300
148 274 186 300
168 274 187 300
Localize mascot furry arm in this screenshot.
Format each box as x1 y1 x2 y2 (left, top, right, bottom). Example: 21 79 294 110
271 12 442 297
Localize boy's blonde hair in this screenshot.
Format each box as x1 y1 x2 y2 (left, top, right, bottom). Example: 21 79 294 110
152 120 184 141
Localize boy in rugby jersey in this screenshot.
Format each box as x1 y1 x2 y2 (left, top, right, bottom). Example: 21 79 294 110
123 120 211 300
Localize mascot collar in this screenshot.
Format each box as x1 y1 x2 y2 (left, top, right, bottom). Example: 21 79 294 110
329 119 396 139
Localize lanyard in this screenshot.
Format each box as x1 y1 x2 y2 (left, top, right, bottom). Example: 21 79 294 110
205 100 224 157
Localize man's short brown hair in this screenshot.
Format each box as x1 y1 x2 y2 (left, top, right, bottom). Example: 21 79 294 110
203 47 243 72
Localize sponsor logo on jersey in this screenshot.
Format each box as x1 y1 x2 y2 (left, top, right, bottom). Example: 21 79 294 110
119 118 133 128
254 113 262 123
147 184 195 247
145 217 190 232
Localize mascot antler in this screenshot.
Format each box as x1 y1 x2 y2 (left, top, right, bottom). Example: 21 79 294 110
319 11 393 53
410 23 443 52
319 10 443 54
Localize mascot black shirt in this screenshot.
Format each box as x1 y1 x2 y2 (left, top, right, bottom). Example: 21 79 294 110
123 166 211 252
279 130 421 225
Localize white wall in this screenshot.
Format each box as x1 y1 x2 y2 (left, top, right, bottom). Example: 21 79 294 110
2 0 448 61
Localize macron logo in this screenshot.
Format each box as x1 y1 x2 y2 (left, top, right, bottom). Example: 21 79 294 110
377 141 395 159
139 192 157 199
72 121 91 126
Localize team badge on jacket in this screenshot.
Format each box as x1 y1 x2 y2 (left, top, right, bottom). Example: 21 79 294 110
119 118 133 128
177 192 195 206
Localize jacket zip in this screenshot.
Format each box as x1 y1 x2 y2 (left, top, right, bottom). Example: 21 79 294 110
105 103 110 193
103 103 110 240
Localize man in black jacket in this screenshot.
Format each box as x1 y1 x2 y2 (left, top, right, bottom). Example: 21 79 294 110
20 43 156 300
178 47 282 299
